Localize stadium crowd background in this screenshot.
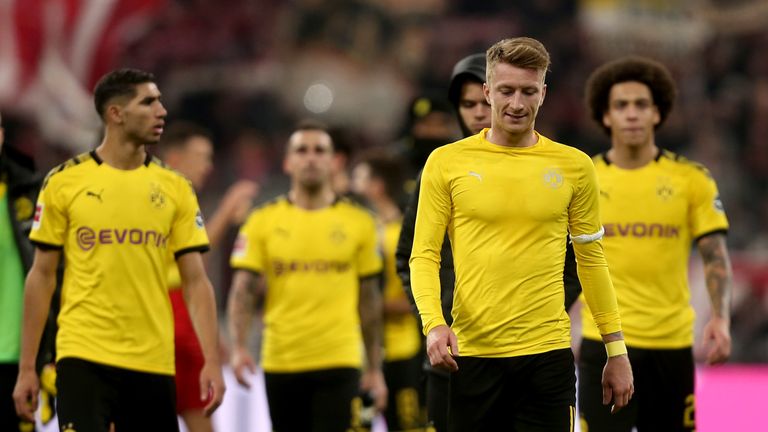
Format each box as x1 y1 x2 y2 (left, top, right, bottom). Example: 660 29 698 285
2 0 767 377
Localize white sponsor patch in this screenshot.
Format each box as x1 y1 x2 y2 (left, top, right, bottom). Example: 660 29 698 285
232 234 247 259
195 210 205 228
32 203 44 230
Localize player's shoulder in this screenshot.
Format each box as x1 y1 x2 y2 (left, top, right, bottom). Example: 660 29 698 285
335 196 376 220
431 134 477 158
146 155 194 187
247 195 288 218
41 151 98 189
543 135 593 166
658 149 714 179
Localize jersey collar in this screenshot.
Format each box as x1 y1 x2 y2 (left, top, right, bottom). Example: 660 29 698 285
90 150 152 167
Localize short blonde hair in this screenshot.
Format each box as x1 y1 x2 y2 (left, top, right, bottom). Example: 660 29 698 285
486 37 551 84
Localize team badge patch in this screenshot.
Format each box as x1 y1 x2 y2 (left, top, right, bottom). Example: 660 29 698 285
32 203 44 230
543 168 564 189
713 195 724 212
195 210 205 228
149 183 166 209
232 234 247 258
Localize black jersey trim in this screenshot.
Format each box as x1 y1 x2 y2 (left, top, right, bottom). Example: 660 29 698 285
31 240 64 251
174 244 210 260
694 229 728 244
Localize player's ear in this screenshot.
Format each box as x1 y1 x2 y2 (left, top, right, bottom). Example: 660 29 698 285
602 111 612 129
106 103 124 125
483 82 491 105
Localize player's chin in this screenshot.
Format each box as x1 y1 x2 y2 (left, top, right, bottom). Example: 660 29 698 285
143 136 162 145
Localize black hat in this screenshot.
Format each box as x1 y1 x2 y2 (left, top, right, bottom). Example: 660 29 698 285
448 53 486 107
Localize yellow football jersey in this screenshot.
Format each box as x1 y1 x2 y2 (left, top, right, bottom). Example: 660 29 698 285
30 151 209 375
382 221 421 362
230 196 383 373
411 130 621 358
581 151 729 348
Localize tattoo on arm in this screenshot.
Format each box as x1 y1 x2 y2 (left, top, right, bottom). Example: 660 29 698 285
227 271 262 347
697 233 733 319
359 276 383 370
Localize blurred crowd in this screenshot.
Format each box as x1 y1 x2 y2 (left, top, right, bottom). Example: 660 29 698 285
2 0 767 362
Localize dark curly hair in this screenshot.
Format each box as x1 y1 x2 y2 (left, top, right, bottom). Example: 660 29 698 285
93 68 156 119
585 56 676 135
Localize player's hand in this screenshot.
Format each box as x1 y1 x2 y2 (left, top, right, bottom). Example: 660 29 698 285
220 180 259 224
426 325 459 372
199 361 226 417
231 346 257 388
13 368 40 421
360 368 388 412
702 316 731 365
602 354 634 414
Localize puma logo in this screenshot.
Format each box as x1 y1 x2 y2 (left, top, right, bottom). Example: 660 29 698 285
86 189 103 202
468 171 483 181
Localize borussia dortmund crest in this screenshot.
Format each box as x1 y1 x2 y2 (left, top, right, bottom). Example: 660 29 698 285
150 183 166 209
656 176 674 201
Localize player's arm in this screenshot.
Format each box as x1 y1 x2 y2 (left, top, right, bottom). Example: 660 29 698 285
697 232 732 364
410 152 457 372
569 153 632 412
226 269 263 388
359 275 387 411
13 247 60 421
204 180 258 247
395 171 421 302
177 251 225 416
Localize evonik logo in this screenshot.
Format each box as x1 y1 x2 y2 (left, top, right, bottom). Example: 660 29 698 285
76 227 169 251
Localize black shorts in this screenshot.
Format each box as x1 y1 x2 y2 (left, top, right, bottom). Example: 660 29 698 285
426 368 449 432
449 349 576 432
578 338 695 432
264 367 360 432
56 357 178 432
383 355 425 431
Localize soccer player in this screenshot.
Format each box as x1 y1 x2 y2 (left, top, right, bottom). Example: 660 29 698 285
0 113 47 432
396 51 584 431
578 56 732 432
158 123 257 432
227 122 387 431
351 154 424 431
13 69 225 432
410 37 633 431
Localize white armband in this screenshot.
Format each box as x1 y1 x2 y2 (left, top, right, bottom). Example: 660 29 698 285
570 226 605 244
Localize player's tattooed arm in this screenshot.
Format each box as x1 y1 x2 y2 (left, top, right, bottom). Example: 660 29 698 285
227 270 262 347
697 233 732 319
697 232 733 364
227 270 264 387
359 275 384 370
359 275 388 410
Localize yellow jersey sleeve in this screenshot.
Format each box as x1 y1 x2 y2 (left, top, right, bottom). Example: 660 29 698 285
230 209 264 272
568 153 622 336
410 149 451 335
169 178 209 256
689 167 729 238
357 212 383 277
30 171 67 248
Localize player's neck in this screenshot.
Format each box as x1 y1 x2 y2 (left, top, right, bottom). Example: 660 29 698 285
486 127 537 148
608 141 659 169
96 133 147 170
372 197 401 224
289 186 336 210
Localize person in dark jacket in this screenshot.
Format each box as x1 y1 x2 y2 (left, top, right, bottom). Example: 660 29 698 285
395 52 583 431
0 114 55 431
